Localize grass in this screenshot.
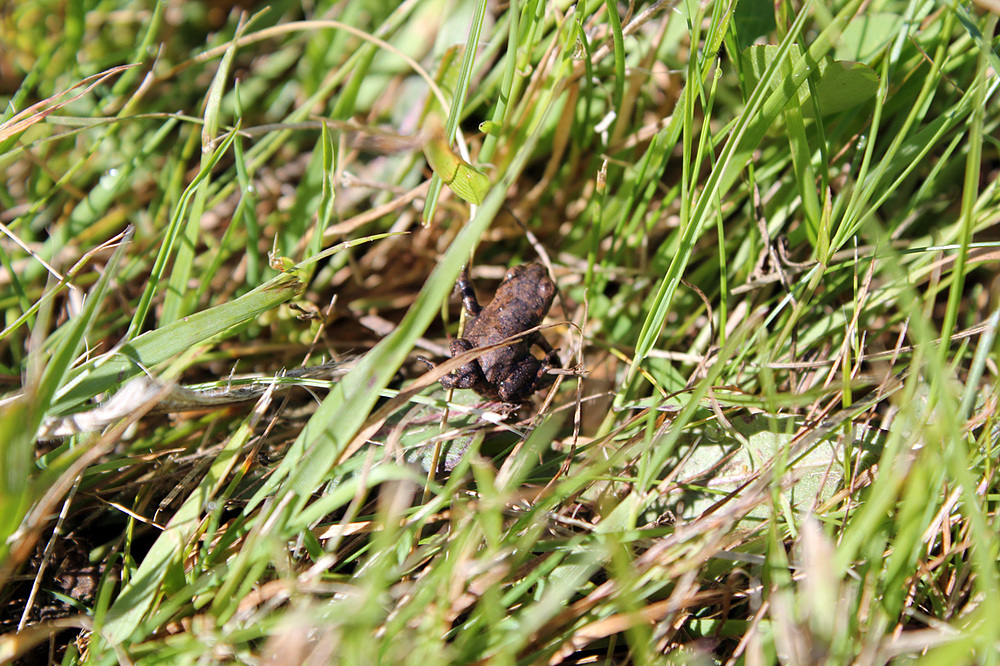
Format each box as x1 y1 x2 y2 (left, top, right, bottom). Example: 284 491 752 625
1 0 999 663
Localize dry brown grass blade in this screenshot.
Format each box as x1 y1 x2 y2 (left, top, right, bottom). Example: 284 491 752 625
0 64 137 143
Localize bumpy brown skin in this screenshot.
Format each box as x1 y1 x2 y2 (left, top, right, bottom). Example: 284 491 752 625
434 262 559 402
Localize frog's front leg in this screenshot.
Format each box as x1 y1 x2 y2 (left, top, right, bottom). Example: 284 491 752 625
439 337 486 390
455 264 482 317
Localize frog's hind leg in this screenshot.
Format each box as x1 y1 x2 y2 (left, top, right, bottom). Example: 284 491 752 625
533 338 561 387
533 334 558 358
438 338 487 390
496 355 551 403
534 349 560 392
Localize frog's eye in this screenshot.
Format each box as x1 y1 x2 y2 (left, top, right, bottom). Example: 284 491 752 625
505 267 519 281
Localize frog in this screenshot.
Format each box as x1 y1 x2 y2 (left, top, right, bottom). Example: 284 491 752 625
421 262 560 403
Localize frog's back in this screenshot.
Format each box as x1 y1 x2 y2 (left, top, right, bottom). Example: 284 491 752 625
468 300 543 343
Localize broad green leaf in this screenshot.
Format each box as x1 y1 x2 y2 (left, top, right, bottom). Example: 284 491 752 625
806 59 881 117
734 0 777 51
835 12 904 62
742 44 879 117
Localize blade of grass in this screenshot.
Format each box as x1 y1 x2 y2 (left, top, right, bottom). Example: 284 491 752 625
54 267 301 413
159 17 248 325
938 12 993 363
126 126 239 337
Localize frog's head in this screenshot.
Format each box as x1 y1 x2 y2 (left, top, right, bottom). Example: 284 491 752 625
501 262 556 314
